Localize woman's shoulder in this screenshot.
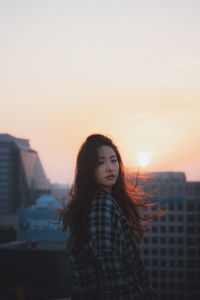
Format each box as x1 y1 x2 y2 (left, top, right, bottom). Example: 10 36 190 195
91 189 120 212
92 188 112 202
91 189 133 232
88 189 123 223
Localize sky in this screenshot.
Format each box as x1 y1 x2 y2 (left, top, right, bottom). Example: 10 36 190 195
1 0 200 184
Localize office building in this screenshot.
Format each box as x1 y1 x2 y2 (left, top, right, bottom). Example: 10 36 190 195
140 172 200 300
0 134 50 215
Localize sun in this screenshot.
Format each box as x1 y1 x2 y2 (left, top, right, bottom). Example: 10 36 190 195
138 151 150 168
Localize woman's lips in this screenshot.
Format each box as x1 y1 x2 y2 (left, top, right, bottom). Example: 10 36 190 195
105 175 115 180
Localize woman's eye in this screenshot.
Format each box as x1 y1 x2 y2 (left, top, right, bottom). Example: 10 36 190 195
97 161 104 165
111 159 118 163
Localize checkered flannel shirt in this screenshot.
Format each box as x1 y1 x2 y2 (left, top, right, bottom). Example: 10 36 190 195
67 189 154 300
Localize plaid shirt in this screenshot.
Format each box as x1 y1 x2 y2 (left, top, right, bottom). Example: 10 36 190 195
67 189 154 300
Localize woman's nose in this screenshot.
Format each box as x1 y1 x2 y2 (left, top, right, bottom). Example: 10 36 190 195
106 162 113 170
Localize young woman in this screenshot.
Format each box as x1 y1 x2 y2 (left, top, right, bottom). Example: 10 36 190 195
60 134 160 299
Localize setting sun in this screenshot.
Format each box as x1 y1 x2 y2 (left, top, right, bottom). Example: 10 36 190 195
138 151 150 168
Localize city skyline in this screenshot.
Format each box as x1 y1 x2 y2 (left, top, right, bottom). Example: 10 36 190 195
1 1 200 184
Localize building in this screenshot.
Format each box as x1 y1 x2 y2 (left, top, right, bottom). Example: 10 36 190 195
0 194 71 299
17 194 68 249
51 183 71 203
0 134 50 215
140 172 200 300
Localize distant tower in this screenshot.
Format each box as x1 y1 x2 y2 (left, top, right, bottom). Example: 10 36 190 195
0 134 50 215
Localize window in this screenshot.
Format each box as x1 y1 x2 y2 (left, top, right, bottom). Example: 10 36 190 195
152 237 158 244
169 248 175 256
143 248 149 255
160 237 166 244
0 174 12 180
160 259 166 267
187 215 195 223
169 215 175 222
169 202 175 210
186 184 193 196
152 248 158 255
177 203 183 210
152 270 158 277
160 281 167 288
169 282 175 289
169 185 175 197
188 281 196 289
194 184 200 196
177 294 185 300
152 281 158 288
177 271 184 279
160 226 166 233
152 259 158 266
0 161 12 167
160 270 166 278
169 237 175 244
177 184 184 196
177 214 183 222
143 259 149 266
187 249 196 256
169 259 175 267
178 282 184 289
188 271 195 279
152 225 158 233
177 248 184 256
186 237 195 245
187 202 195 211
178 260 184 267
187 226 195 234
177 237 184 244
160 185 167 195
169 271 175 278
169 225 175 233
178 226 183 233
159 293 167 300
160 248 167 255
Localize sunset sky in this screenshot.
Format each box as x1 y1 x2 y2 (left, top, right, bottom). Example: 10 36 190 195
1 0 200 184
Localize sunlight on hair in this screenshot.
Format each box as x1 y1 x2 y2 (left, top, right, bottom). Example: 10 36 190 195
138 151 150 167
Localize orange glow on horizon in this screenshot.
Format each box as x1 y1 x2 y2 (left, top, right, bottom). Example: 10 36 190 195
1 2 200 183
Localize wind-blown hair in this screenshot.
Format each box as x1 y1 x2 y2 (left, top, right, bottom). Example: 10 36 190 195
59 133 164 248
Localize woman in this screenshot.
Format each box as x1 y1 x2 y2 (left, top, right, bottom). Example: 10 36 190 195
60 134 161 299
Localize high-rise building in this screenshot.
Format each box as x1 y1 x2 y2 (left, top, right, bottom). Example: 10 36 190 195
140 172 200 300
0 134 50 215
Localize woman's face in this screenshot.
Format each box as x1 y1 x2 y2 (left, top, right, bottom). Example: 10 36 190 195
94 145 120 194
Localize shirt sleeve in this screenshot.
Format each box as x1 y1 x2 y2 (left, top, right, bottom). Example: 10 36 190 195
88 195 132 299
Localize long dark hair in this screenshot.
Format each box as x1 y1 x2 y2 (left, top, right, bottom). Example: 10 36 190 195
59 133 164 248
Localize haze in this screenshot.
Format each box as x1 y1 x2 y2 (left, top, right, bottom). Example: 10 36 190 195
1 0 200 184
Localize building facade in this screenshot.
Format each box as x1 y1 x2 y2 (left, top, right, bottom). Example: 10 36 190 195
140 172 200 300
0 134 50 215
17 194 68 248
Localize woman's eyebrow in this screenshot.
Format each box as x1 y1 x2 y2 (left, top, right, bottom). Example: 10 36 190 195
98 155 117 159
110 155 117 158
98 156 105 159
